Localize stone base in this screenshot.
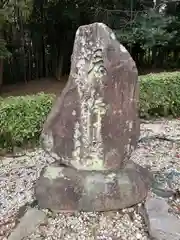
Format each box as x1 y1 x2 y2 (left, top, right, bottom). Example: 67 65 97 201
35 161 151 212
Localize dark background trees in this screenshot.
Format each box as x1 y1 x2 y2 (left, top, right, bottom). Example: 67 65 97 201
1 0 180 88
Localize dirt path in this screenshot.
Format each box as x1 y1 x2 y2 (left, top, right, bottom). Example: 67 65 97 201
1 69 179 98
0 77 68 98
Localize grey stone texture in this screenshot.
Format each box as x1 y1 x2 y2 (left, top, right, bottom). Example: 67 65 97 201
8 208 46 240
40 22 139 170
35 161 150 211
35 22 150 212
143 197 180 240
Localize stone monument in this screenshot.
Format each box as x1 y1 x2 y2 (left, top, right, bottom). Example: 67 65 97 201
35 23 150 212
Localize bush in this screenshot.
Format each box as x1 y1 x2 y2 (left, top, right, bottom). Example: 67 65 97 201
1 71 180 150
0 93 55 151
139 71 180 118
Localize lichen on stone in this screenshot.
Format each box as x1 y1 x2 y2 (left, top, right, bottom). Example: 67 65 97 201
44 166 64 180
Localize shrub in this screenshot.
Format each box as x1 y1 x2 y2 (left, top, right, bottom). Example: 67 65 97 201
139 71 180 118
0 93 55 151
1 71 180 150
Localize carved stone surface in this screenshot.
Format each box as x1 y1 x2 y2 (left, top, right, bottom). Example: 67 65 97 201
35 23 150 212
41 22 139 170
35 161 150 212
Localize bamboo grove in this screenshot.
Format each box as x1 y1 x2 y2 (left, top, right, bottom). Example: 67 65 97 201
1 0 180 87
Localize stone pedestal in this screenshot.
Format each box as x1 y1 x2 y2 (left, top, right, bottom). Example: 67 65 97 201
34 22 150 211
35 161 150 211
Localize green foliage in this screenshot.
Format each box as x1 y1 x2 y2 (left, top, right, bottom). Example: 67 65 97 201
0 38 11 58
1 0 33 23
140 72 180 118
115 10 176 49
0 93 55 150
2 0 180 84
1 71 180 150
0 0 33 59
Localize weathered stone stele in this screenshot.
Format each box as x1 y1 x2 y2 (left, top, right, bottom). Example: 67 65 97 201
41 22 139 170
35 22 150 212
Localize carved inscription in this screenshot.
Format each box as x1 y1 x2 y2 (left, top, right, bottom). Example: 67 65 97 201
73 49 107 168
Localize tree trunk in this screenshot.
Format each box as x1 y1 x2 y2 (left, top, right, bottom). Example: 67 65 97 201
35 52 39 79
55 54 64 81
152 47 157 67
28 48 31 81
0 58 3 90
41 35 46 77
18 8 27 83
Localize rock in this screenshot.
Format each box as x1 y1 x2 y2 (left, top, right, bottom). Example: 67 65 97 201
142 197 180 240
35 161 150 211
35 22 150 212
8 208 47 240
151 169 180 198
41 22 139 170
151 188 174 198
151 172 174 198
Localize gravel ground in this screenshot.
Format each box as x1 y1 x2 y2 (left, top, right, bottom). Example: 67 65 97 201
0 119 180 240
